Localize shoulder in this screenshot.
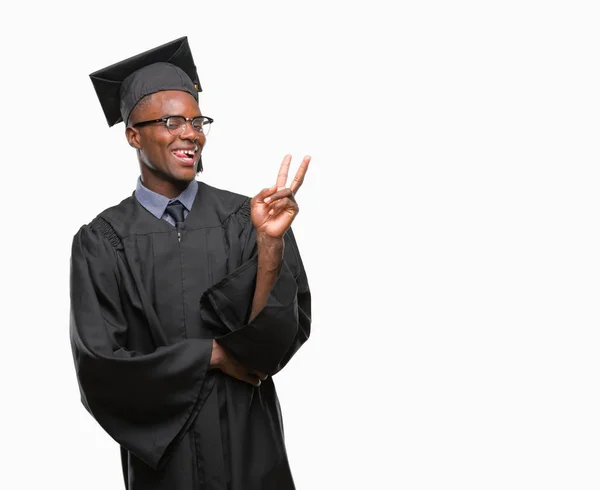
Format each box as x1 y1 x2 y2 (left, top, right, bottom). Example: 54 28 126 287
73 195 136 248
77 195 137 230
196 181 251 225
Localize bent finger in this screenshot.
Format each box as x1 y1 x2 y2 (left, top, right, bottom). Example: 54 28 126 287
264 187 294 204
253 184 278 203
268 198 298 216
238 371 261 387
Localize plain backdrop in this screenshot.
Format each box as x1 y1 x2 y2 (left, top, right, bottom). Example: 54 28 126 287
1 1 600 489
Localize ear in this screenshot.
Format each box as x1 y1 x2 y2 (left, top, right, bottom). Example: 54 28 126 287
125 126 142 149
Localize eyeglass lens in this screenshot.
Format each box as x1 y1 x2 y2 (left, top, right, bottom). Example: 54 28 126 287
165 117 211 136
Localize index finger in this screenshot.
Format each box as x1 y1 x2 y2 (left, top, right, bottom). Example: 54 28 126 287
290 155 311 195
276 154 292 190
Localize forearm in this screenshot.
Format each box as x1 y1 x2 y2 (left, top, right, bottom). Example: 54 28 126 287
249 233 284 321
199 228 308 374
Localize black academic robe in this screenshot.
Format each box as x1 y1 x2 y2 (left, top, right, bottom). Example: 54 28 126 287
69 181 311 490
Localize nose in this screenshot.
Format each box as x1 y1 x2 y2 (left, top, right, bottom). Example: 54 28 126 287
179 119 198 141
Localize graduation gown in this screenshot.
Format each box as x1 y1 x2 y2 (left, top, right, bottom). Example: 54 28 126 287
69 181 311 490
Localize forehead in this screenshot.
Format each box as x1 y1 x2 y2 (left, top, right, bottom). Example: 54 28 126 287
139 90 201 119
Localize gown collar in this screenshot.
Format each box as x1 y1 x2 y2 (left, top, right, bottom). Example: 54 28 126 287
135 177 198 220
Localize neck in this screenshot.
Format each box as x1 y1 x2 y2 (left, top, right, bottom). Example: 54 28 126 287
140 169 191 199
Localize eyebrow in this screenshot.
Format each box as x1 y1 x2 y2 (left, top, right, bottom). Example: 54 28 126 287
161 113 203 118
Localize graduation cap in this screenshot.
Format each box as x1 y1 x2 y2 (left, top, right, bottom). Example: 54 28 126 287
90 36 202 127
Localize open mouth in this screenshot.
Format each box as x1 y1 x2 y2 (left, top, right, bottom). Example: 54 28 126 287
171 148 196 165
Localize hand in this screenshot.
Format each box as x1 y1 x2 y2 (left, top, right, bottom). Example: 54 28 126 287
251 154 311 239
210 340 268 387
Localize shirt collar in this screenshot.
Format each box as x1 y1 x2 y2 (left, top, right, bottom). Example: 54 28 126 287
135 178 198 220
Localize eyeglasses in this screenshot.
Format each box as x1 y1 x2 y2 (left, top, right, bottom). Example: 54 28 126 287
131 115 213 136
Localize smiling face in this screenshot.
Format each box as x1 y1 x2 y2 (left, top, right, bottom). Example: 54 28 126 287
126 90 206 197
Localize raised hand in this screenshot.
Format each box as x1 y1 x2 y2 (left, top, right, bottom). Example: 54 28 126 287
251 154 311 239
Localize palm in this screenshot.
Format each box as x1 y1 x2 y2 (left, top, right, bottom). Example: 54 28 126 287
251 155 310 239
251 201 294 237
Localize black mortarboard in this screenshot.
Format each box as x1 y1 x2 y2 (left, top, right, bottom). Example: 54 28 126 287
90 36 202 127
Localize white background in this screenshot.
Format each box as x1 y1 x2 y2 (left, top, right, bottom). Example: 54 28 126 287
1 1 599 488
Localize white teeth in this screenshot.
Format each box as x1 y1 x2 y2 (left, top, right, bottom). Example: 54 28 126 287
173 149 195 156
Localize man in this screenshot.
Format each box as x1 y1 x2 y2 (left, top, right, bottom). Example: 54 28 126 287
70 37 311 490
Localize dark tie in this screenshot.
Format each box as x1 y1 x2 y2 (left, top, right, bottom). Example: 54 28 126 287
166 200 186 227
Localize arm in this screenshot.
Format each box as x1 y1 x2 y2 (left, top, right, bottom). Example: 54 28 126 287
70 224 216 470
200 227 311 376
249 234 284 322
200 155 312 375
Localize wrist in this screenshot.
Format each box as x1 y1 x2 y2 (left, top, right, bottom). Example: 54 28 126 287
256 232 284 249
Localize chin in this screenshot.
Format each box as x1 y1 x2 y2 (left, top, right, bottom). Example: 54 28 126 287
165 163 197 180
141 158 198 185
171 170 197 183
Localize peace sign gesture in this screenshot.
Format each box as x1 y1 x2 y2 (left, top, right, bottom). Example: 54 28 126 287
251 154 311 239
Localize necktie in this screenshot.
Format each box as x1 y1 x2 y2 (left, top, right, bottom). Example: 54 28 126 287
165 200 185 227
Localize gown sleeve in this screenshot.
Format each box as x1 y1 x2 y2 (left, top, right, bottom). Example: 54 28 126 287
199 200 312 375
70 223 215 470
